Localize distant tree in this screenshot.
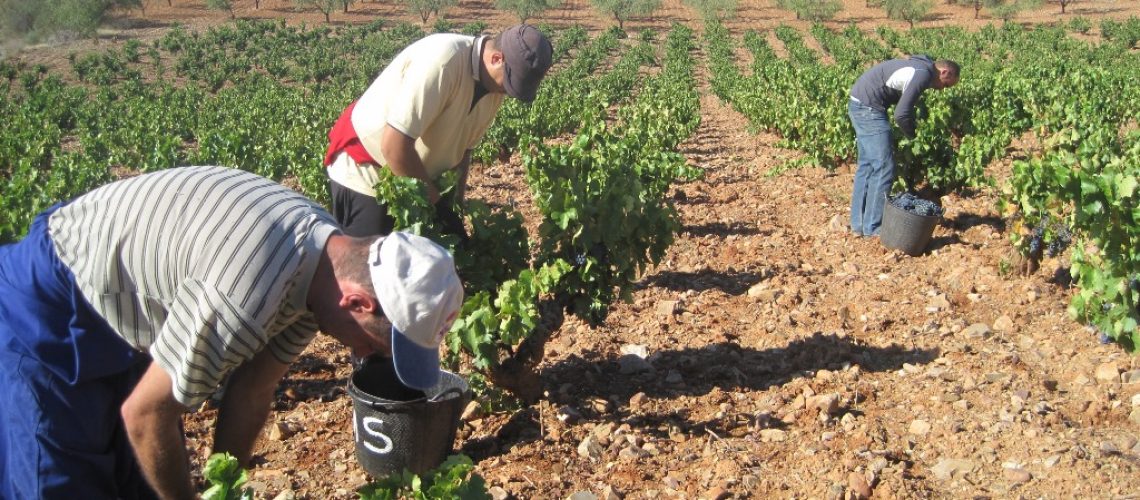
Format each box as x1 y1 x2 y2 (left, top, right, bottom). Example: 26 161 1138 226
882 0 933 28
590 0 661 30
295 0 340 21
402 0 458 24
206 0 234 18
0 0 141 41
495 0 561 23
1056 0 1074 13
684 0 737 21
341 0 356 13
955 0 1000 19
777 0 841 21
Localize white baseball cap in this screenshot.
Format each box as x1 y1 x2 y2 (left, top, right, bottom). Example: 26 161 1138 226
368 232 464 390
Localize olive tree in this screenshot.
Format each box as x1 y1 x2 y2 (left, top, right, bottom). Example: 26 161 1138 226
590 0 662 30
206 0 234 18
495 0 562 23
403 0 459 25
882 0 933 28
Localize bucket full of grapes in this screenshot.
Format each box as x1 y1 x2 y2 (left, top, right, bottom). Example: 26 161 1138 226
880 193 943 256
347 355 470 478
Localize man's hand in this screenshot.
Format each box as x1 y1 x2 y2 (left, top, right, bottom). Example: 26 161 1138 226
381 124 440 204
213 348 292 467
120 362 194 500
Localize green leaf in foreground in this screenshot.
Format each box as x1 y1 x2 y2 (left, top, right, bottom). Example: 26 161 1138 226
357 454 490 500
202 452 254 500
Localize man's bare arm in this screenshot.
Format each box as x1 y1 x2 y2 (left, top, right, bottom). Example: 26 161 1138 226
120 362 194 500
381 124 440 204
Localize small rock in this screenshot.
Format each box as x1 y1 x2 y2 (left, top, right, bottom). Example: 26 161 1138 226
618 354 653 374
267 421 302 441
665 370 684 385
629 392 648 409
1121 370 1140 384
931 459 976 480
601 485 622 500
759 429 787 442
1044 455 1062 467
993 315 1014 332
927 294 951 312
962 323 991 339
1095 362 1121 382
557 406 582 424
656 301 680 317
578 435 604 461
748 285 779 302
909 419 932 436
620 344 649 358
847 472 872 499
461 400 485 420
808 394 841 415
1132 393 1140 407
1131 408 1140 426
568 492 598 500
271 491 296 500
488 486 510 500
704 486 730 500
1003 466 1032 483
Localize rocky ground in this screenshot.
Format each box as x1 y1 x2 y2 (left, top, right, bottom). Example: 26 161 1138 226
8 0 1140 498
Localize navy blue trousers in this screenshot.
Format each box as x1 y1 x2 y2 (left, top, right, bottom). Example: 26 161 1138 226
0 205 157 499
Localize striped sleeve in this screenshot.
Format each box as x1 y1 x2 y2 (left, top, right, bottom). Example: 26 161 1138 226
266 316 319 365
151 278 268 408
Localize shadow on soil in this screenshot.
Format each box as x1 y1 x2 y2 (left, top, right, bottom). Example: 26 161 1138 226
462 333 937 460
640 268 767 295
680 220 766 237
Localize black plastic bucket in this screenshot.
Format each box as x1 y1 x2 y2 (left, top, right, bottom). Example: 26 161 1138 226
347 356 470 478
880 195 942 256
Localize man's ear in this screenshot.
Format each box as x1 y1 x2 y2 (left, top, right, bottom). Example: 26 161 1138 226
339 289 380 315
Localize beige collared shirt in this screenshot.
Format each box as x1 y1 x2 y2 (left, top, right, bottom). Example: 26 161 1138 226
329 33 504 196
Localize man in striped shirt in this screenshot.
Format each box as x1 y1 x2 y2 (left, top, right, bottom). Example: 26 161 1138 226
0 166 463 498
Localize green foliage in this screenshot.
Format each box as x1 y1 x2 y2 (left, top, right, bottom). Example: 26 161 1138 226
589 0 662 29
494 0 562 23
201 453 254 500
294 0 341 22
358 455 490 500
401 0 459 24
882 0 933 27
1067 15 1092 34
683 0 738 21
0 0 138 42
206 0 235 18
775 0 842 22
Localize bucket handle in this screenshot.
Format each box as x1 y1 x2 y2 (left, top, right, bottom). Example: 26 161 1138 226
429 387 466 403
359 387 466 411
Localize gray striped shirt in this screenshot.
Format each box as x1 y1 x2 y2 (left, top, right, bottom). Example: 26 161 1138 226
48 166 339 407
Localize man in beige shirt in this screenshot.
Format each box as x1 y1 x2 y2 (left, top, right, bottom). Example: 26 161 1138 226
324 24 554 237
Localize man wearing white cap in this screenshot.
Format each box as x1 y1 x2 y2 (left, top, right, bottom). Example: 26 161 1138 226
323 24 554 237
0 166 463 498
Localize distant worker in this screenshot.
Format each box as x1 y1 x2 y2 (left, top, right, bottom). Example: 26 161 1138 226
847 55 960 237
0 166 463 498
324 24 554 237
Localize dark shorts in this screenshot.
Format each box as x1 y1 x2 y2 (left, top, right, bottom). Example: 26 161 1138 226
0 205 156 499
327 177 469 242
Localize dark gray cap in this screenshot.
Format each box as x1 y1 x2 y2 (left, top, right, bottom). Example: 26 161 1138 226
499 24 553 103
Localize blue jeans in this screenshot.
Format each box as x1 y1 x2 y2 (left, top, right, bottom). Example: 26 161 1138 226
848 100 894 236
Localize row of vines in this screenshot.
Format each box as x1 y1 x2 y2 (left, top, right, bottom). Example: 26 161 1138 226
706 17 1140 350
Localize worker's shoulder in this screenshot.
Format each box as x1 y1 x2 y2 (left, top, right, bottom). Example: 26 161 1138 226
405 32 477 59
